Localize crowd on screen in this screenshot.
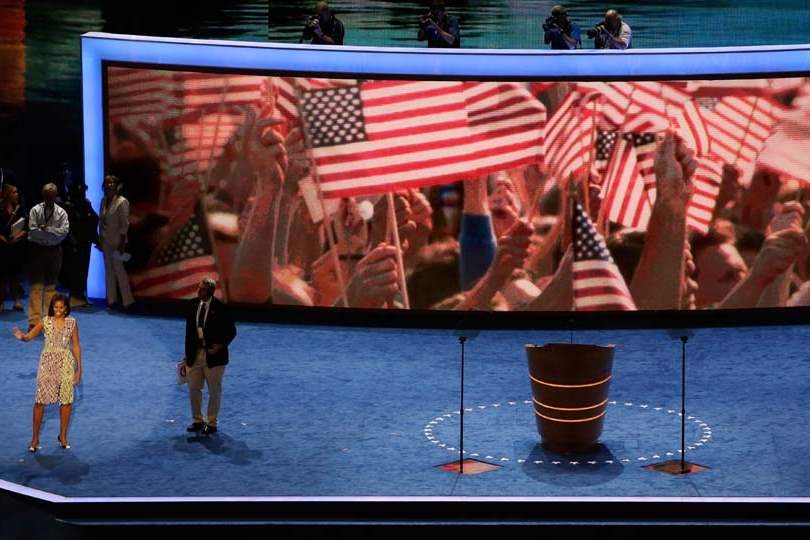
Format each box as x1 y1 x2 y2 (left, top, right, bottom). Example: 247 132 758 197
299 1 630 50
99 62 810 313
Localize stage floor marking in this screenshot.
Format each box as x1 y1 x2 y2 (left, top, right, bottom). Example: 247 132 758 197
423 399 713 466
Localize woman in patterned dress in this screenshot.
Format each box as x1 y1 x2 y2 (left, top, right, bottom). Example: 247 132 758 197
12 294 82 452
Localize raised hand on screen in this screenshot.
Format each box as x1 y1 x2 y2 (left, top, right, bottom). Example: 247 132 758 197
334 197 369 256
715 164 741 216
345 243 400 308
310 249 342 307
741 168 781 231
492 218 533 281
749 227 807 287
370 191 417 247
283 126 310 195
234 106 287 192
401 189 434 263
489 174 521 238
766 200 805 235
654 131 696 211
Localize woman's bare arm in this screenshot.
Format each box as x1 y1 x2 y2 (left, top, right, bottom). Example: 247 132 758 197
12 321 43 342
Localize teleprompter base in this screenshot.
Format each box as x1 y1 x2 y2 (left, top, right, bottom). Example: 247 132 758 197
435 459 502 475
643 459 710 475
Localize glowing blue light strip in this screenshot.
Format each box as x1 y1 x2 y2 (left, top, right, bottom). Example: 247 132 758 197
81 32 810 298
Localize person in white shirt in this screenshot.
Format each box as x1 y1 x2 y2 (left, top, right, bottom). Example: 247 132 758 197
27 183 69 328
591 9 632 50
99 175 134 309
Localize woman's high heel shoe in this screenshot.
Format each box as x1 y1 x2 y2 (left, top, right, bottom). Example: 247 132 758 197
28 443 38 453
57 436 70 449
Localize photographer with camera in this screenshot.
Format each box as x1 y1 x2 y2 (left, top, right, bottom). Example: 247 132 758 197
587 9 631 50
543 5 581 50
417 0 460 48
300 1 344 46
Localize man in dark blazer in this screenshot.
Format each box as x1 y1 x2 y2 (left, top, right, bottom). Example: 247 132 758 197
185 277 236 434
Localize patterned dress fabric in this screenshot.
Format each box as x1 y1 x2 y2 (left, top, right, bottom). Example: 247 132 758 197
34 317 76 405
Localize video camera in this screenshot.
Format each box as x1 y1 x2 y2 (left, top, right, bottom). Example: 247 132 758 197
542 16 562 33
305 15 320 29
421 3 447 26
586 23 607 39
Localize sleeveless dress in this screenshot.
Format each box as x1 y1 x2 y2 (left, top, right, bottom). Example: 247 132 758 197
34 316 77 405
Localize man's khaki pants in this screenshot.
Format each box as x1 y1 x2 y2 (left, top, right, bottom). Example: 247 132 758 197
188 348 226 427
28 244 62 327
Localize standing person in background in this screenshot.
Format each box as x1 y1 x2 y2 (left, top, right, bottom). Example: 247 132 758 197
543 5 581 50
63 182 98 309
99 174 134 310
27 183 69 330
589 9 632 50
55 161 74 203
300 1 345 45
418 0 460 48
184 278 236 435
12 294 82 452
0 183 27 312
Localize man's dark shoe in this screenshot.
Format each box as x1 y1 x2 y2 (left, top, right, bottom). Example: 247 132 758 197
201 424 217 435
186 422 204 432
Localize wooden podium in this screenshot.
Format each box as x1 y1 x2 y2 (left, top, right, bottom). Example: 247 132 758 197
526 343 615 454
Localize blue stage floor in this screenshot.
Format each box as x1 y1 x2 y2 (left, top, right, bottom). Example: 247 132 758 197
1 307 809 498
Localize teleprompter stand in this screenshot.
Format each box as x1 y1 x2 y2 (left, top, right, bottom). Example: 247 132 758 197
435 324 500 475
644 330 709 475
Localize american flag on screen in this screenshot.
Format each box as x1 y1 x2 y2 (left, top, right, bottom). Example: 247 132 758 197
591 129 619 182
757 82 810 185
599 135 651 230
130 203 220 299
300 81 544 198
529 81 558 96
167 113 245 175
574 81 710 157
544 91 600 182
687 157 724 234
462 81 546 169
572 202 636 311
669 100 711 157
107 67 176 125
698 95 785 181
686 78 806 97
757 123 810 186
627 132 658 198
167 73 271 174
574 81 670 129
174 72 269 121
273 77 357 124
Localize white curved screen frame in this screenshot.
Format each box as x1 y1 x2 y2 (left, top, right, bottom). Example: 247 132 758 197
81 32 810 299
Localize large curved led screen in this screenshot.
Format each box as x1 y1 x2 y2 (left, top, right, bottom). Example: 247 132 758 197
103 63 810 311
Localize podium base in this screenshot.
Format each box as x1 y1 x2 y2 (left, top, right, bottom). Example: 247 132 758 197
435 459 501 475
643 459 709 475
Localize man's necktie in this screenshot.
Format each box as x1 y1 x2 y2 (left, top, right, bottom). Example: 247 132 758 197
197 303 206 328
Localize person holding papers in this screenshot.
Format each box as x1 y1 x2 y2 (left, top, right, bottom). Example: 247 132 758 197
0 183 27 312
99 174 135 310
